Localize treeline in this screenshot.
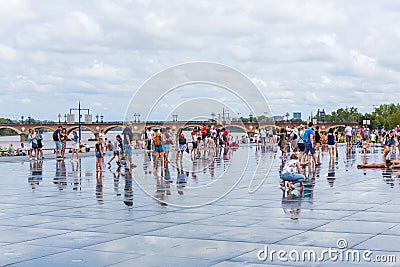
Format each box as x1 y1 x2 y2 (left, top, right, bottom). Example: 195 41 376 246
316 104 400 129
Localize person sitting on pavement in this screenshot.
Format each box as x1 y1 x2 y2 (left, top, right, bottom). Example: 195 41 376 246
8 144 15 156
280 153 305 190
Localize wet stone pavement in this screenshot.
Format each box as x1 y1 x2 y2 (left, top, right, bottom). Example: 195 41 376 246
0 145 400 266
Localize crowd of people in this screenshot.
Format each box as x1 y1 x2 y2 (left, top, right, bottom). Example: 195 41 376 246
277 122 400 191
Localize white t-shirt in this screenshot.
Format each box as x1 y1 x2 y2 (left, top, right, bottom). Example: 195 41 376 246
283 159 299 174
345 126 352 136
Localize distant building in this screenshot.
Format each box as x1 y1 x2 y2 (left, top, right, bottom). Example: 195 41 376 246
273 115 285 122
293 112 301 120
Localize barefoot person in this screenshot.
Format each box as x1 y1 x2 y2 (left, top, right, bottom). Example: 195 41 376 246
95 137 104 172
280 153 305 190
70 131 80 162
357 160 400 169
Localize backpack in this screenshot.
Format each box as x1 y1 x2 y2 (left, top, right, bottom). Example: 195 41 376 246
154 136 162 146
301 130 309 143
52 130 58 141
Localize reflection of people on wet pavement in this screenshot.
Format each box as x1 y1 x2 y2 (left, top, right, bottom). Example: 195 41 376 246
29 160 43 190
54 159 67 190
71 161 80 191
110 167 123 196
176 164 187 195
155 175 167 206
96 172 104 204
326 162 336 187
381 169 396 187
123 170 134 207
281 189 303 221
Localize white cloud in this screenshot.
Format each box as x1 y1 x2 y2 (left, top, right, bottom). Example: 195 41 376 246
19 98 32 104
0 44 17 62
0 0 399 120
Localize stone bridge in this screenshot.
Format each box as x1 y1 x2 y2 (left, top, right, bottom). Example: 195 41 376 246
0 121 358 141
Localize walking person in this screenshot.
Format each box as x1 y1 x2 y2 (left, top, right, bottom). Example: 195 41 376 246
304 122 317 167
327 128 335 164
108 135 123 167
344 124 352 151
176 132 187 162
122 123 136 169
153 129 165 170
70 130 80 162
95 137 104 172
163 128 172 164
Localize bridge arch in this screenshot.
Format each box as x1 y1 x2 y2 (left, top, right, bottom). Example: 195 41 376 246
103 125 124 134
0 125 22 135
65 126 97 137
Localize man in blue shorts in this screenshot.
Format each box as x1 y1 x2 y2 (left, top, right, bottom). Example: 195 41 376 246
304 122 317 166
122 123 136 169
53 125 62 159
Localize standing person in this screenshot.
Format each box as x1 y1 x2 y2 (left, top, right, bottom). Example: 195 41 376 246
153 129 165 170
190 128 198 159
327 128 335 164
27 129 38 160
304 122 317 166
70 131 80 162
108 135 123 167
53 125 63 159
176 132 187 162
314 126 322 165
383 131 395 161
163 128 172 164
260 128 267 146
344 124 353 149
99 129 106 148
60 128 68 159
37 130 44 159
122 123 136 169
27 129 33 160
297 125 306 164
146 127 154 151
95 137 104 172
278 128 287 158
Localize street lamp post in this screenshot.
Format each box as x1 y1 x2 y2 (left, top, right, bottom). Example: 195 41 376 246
21 115 24 124
69 101 90 142
100 114 104 123
285 112 289 122
64 114 67 123
58 113 61 123
137 113 140 123
249 113 253 123
96 114 99 123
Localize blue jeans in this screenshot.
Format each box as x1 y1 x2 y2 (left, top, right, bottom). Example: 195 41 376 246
281 172 305 184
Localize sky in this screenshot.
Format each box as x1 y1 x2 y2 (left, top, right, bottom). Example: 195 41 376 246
1 0 400 122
